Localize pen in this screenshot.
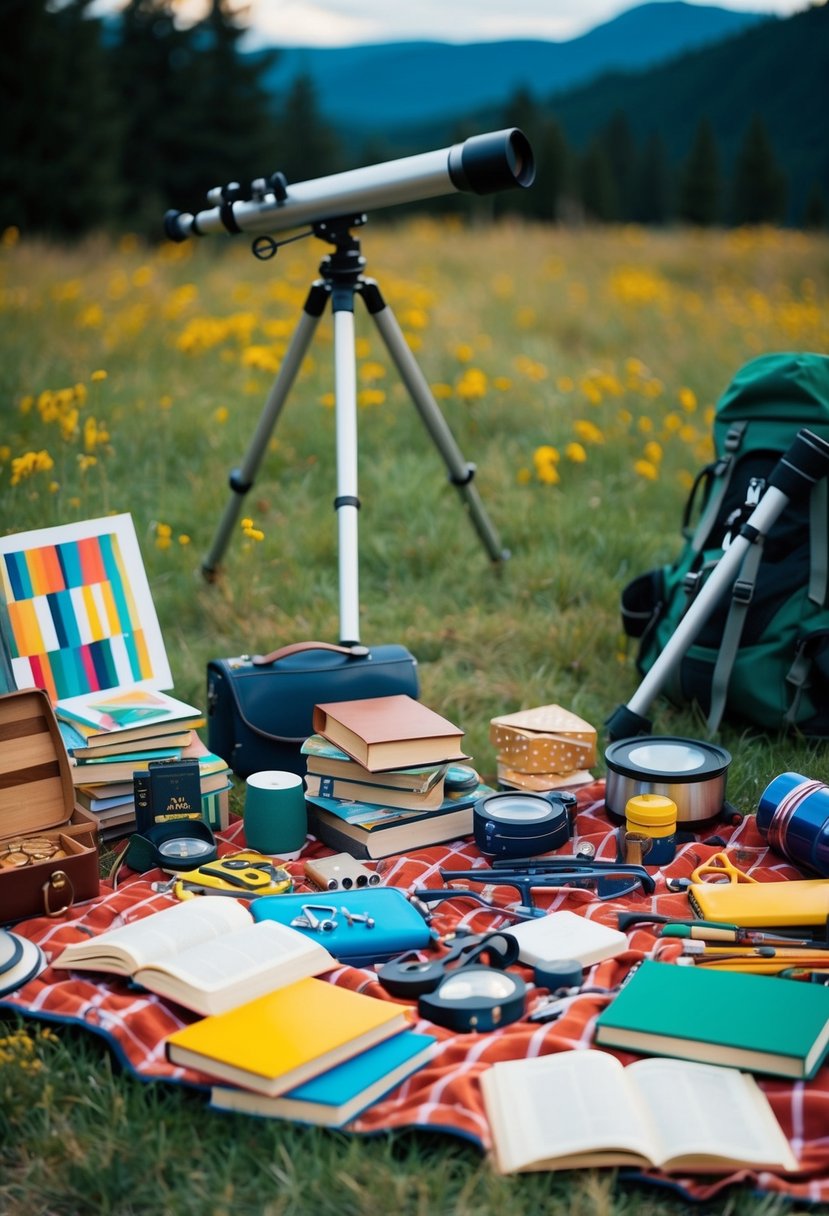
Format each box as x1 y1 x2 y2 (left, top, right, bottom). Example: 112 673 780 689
682 942 829 962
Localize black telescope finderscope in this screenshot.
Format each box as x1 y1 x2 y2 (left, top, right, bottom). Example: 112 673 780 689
164 128 534 242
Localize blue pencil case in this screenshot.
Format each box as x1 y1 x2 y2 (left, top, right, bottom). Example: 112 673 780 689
250 887 434 967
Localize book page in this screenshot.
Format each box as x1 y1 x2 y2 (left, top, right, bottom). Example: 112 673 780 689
482 1051 657 1172
136 920 329 994
55 897 251 973
628 1057 798 1170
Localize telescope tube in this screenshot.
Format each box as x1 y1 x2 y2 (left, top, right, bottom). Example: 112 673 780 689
164 128 534 242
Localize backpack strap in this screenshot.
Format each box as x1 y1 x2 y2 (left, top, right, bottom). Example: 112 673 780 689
809 477 828 606
706 535 765 733
689 422 748 554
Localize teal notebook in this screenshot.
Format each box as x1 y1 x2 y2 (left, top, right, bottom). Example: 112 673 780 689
209 1030 436 1126
594 959 829 1080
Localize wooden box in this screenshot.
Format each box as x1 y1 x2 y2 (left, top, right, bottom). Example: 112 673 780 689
1 688 100 923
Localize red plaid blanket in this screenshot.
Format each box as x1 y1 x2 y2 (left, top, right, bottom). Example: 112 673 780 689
3 781 828 1204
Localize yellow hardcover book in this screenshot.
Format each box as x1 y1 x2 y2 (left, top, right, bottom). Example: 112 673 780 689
165 977 411 1097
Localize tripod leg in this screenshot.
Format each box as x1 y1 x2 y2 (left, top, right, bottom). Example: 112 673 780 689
201 283 328 579
361 280 509 563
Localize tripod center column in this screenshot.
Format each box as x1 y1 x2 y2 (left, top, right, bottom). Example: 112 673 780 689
332 305 361 646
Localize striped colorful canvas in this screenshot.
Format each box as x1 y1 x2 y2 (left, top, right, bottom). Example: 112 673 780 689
0 514 171 701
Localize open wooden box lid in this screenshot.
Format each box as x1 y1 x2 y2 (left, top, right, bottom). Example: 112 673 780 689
0 687 78 839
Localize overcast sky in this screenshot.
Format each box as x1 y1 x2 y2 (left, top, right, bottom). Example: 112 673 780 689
229 0 808 46
91 0 812 46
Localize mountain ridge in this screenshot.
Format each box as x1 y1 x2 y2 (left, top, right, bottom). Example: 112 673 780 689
258 2 771 133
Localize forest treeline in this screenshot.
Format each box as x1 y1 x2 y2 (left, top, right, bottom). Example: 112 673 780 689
1 0 825 240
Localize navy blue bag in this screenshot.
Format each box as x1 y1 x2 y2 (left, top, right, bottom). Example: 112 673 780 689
206 641 419 778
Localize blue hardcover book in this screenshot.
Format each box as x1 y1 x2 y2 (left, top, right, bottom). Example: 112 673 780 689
208 1030 436 1126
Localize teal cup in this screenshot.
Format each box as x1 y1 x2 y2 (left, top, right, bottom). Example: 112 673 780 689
243 771 307 856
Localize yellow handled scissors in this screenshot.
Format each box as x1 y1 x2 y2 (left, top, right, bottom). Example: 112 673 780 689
691 850 759 885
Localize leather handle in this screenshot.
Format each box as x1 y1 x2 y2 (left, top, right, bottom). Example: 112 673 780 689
253 641 370 665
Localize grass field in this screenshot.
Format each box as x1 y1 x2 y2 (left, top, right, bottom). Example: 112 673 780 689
1 217 827 1214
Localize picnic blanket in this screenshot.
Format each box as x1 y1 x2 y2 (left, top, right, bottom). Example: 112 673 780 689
3 780 829 1205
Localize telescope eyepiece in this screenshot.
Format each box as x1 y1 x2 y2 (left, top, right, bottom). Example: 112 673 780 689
448 128 535 195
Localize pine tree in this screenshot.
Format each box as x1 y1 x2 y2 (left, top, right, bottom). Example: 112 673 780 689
678 117 721 226
731 113 787 225
600 110 636 221
0 0 124 236
110 0 283 236
803 183 827 230
580 138 618 222
630 133 671 225
272 73 343 190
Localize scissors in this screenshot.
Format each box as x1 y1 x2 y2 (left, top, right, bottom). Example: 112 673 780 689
691 851 759 885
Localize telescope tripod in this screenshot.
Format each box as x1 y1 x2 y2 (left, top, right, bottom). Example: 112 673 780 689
201 216 508 645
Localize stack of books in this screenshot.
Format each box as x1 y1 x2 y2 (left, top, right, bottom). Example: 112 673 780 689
57 687 231 838
304 694 491 859
489 704 597 792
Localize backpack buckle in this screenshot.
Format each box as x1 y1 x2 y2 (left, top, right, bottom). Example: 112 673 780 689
732 579 754 605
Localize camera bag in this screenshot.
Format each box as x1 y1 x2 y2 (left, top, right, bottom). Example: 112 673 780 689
206 641 419 778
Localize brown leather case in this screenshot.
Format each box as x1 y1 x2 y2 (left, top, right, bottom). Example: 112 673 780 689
0 688 100 922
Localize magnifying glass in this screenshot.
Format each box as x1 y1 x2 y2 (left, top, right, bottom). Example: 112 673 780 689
418 965 526 1032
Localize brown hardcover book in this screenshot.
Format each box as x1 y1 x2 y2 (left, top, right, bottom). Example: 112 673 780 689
312 695 467 773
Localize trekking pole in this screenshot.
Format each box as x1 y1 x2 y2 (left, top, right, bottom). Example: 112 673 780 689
606 429 829 740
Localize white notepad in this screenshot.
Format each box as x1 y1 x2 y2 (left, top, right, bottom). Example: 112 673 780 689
506 910 627 969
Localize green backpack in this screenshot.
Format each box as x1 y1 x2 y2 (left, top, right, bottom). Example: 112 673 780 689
621 352 829 736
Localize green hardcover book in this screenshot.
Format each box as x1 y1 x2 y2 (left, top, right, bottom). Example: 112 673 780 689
594 959 829 1080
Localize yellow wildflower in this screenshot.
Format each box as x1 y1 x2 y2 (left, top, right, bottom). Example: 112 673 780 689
10 449 54 485
565 442 587 464
573 419 605 445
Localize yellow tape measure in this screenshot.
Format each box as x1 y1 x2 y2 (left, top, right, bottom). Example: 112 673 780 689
173 850 293 900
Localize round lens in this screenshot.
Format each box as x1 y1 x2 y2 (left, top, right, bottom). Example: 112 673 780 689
485 794 550 822
438 971 517 1002
628 742 706 773
158 836 215 860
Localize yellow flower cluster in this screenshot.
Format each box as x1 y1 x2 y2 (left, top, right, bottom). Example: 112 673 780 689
456 367 488 401
241 517 264 542
10 449 54 486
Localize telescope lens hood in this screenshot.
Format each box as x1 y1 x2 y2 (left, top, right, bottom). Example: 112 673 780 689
448 128 535 195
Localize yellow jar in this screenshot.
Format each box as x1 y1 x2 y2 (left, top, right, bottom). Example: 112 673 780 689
624 793 677 864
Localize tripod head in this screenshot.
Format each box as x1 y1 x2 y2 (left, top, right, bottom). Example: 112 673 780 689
164 129 534 243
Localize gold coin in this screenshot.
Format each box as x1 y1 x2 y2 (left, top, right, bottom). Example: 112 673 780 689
6 851 30 867
23 840 57 857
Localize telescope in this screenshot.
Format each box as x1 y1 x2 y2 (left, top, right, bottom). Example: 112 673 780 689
164 128 534 242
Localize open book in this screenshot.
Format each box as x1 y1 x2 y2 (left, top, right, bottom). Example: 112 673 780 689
480 1050 798 1175
52 896 336 1016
